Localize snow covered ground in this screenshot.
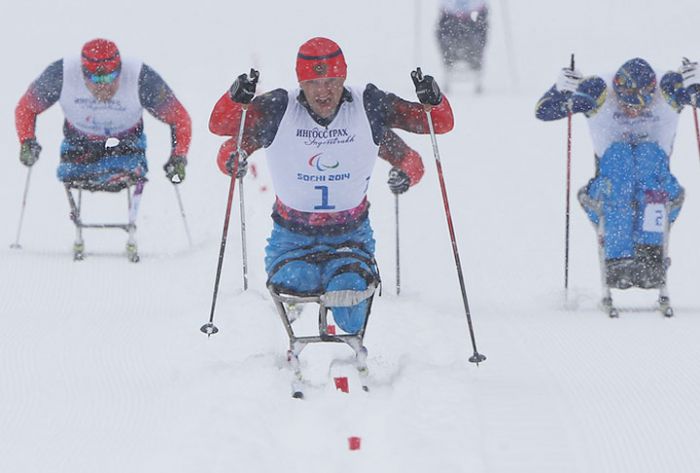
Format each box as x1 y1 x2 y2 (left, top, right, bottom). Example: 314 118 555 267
2 1 700 472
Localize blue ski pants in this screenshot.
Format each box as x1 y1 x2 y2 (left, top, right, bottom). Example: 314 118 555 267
580 142 683 259
57 135 148 190
265 219 377 334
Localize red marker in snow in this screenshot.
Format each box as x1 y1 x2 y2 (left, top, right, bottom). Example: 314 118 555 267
334 377 349 393
348 436 361 450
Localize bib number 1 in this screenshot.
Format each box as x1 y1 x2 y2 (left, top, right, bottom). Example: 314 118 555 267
314 185 336 210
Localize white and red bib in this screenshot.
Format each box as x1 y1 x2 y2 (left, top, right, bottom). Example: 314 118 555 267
587 73 680 157
265 87 380 213
59 57 143 137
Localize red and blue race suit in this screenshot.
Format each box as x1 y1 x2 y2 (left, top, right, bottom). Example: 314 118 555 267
209 83 454 333
16 59 191 190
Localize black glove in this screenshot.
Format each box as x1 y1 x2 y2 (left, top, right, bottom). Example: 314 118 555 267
411 67 442 106
19 138 42 167
225 150 248 178
164 155 187 184
387 168 410 195
229 69 260 104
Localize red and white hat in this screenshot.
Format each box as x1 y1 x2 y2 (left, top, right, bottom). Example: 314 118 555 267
296 37 347 82
81 38 121 75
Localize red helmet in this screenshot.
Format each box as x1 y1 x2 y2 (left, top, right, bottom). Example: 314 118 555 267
81 39 121 75
296 37 347 82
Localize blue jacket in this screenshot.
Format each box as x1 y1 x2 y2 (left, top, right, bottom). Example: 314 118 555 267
535 71 693 121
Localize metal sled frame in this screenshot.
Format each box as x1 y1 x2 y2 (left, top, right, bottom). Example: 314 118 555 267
580 190 676 317
269 285 374 354
64 182 143 262
269 284 375 390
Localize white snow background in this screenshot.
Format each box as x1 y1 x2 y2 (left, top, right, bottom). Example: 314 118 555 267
2 1 700 472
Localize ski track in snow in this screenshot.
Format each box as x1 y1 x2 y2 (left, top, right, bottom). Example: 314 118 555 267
484 304 700 473
0 252 182 472
3 0 700 471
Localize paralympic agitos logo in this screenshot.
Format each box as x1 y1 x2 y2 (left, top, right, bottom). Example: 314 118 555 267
308 153 339 171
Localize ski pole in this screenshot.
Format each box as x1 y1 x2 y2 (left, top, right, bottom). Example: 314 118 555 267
690 94 700 160
420 88 485 364
173 184 193 247
692 100 700 159
238 163 249 291
200 105 248 337
10 167 33 249
681 58 700 160
395 194 401 295
235 69 259 292
564 54 575 294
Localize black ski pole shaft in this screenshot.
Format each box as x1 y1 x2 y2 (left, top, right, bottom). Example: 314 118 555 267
10 167 33 249
201 173 238 336
424 109 486 365
239 169 249 291
564 53 575 292
173 184 193 247
395 194 401 295
201 106 248 336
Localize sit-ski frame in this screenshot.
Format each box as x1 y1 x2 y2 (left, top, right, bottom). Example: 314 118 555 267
64 181 143 262
580 190 676 318
268 285 375 397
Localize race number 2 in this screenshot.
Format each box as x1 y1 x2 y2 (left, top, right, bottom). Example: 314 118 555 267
314 185 336 210
642 203 666 233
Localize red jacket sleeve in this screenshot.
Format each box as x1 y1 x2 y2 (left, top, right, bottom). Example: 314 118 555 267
378 129 424 186
152 98 191 156
388 95 455 135
138 64 192 157
209 92 245 137
15 91 47 143
209 88 289 175
209 93 262 176
215 138 237 175
15 60 64 142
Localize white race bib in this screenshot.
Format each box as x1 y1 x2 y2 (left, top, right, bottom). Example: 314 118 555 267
59 57 144 136
642 203 666 233
587 72 680 157
264 87 380 212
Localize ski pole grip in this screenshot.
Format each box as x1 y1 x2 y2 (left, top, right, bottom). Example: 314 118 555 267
411 67 424 87
249 68 260 85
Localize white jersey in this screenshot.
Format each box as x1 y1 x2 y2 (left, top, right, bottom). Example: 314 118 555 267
265 87 380 213
587 73 680 157
59 57 144 137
